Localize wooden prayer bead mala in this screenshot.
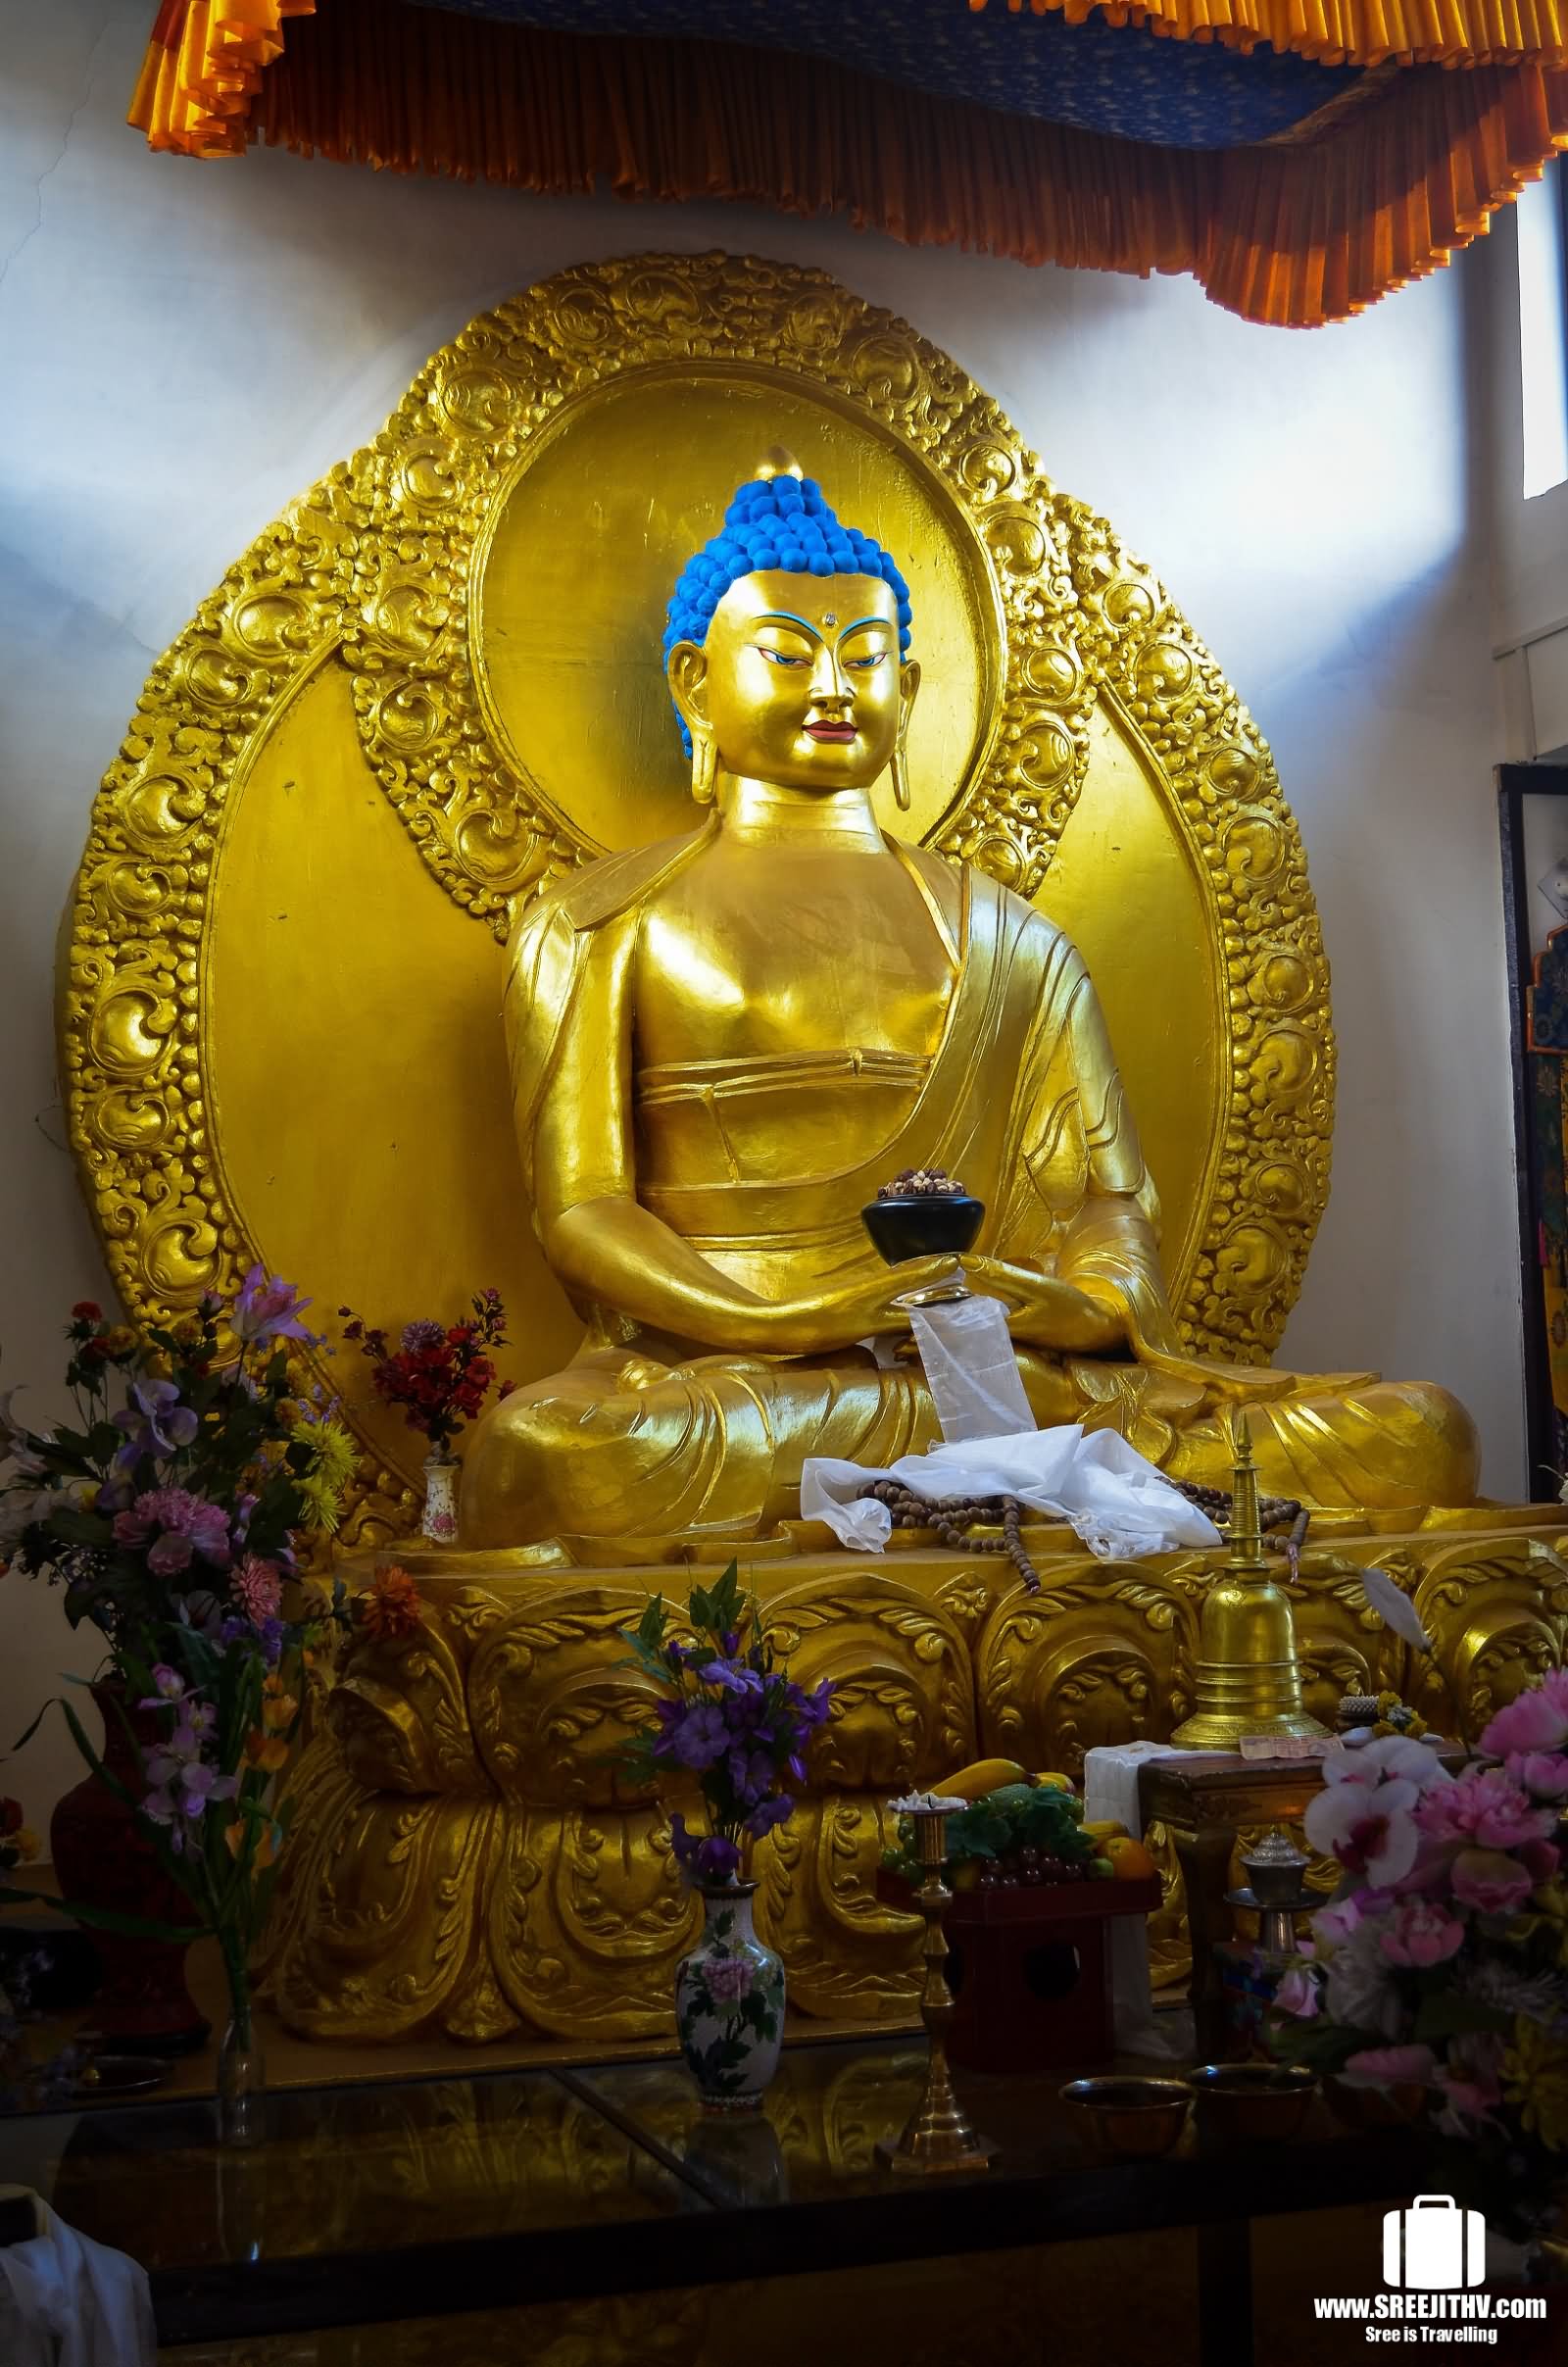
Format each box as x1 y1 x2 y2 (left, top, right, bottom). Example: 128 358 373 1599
1174 1479 1310 1558
857 1480 1044 1596
853 1476 1311 1598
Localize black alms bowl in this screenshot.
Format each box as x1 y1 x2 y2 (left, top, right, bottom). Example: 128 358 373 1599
861 1194 985 1267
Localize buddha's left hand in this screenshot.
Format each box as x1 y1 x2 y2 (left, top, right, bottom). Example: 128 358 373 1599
964 1258 1125 1354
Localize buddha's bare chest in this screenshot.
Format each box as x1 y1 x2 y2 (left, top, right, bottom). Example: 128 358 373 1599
633 851 954 1066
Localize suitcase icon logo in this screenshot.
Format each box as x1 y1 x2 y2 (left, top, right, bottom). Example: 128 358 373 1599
1383 2195 1487 2289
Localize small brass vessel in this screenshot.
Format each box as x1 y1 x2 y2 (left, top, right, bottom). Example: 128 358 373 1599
1059 2076 1191 2160
1186 2062 1317 2145
1171 1414 1329 1749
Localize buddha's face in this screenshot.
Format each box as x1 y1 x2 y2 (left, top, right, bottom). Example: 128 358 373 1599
669 570 918 794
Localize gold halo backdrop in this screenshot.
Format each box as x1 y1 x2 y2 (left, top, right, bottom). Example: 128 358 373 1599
62 253 1334 1532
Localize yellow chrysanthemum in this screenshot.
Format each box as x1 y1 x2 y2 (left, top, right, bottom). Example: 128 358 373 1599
1503 2017 1568 2150
1524 1876 1568 1966
297 1417 358 1493
297 1469 343 1533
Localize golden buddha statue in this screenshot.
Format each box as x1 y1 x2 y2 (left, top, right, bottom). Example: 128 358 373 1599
461 456 1478 1551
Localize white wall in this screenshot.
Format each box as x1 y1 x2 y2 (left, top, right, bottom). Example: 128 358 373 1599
0 0 1524 1829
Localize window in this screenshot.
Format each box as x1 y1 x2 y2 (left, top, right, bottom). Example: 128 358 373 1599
1519 161 1568 500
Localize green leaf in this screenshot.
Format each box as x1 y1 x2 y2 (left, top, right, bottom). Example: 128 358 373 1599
0 1886 208 1944
1411 1989 1512 2044
48 1505 114 1548
635 1593 667 1652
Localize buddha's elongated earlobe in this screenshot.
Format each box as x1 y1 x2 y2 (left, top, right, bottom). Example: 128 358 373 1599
690 725 718 806
890 659 919 812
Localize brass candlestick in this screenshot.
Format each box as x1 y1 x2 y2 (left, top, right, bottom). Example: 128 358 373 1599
1171 1414 1329 1749
877 1797 995 2176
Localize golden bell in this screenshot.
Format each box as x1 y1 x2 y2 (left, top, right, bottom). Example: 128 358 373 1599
1170 1413 1329 1748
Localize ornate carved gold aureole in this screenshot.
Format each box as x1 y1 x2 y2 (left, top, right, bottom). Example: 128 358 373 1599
62 253 1334 1510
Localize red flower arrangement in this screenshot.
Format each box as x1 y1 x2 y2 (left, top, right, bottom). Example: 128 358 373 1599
339 1290 509 1457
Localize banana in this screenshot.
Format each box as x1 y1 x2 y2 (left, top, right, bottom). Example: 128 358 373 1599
932 1756 1029 1800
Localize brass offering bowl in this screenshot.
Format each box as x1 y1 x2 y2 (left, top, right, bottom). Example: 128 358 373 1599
1059 2076 1191 2160
1186 2062 1316 2145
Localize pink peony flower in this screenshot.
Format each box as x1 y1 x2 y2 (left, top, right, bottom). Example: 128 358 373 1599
1377 1896 1465 1968
1479 1673 1568 1760
1311 1894 1378 1947
1305 1776 1421 1886
115 1486 231 1571
1342 2043 1437 2087
1274 1966 1320 2018
230 1553 282 1628
1414 1767 1557 1851
705 1954 755 2006
1506 1750 1568 1801
1520 1838 1561 1884
1448 1847 1534 1916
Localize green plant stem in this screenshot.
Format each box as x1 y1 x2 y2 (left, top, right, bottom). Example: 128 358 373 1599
220 1930 252 2049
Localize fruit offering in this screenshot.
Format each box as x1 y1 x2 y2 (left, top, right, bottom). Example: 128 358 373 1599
882 1771 1139 1893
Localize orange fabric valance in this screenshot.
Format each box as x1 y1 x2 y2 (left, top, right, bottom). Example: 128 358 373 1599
129 0 1568 323
130 0 316 158
969 0 1568 71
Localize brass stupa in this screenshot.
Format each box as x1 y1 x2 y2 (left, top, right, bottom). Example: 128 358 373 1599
1171 1414 1330 1748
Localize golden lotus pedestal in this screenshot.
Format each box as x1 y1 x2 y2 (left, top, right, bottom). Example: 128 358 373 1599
262 1511 1568 2048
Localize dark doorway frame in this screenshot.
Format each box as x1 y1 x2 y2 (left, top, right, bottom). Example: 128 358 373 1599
1498 762 1568 1499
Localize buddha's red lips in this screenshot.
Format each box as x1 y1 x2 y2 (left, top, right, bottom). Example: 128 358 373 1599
806 722 858 742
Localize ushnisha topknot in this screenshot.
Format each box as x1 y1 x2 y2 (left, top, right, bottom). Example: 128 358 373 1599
663 451 913 755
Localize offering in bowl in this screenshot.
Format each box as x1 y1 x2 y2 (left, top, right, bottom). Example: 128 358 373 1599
1186 2062 1316 2145
861 1169 984 1307
1059 2076 1191 2160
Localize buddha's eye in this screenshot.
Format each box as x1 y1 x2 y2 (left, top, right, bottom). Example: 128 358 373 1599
844 652 886 671
759 648 809 668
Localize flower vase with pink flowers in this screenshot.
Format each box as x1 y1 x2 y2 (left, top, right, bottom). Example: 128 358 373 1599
620 1560 834 2111
1 1278 353 2123
1272 1670 1568 2239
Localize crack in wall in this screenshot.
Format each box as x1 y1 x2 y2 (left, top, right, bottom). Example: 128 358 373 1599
0 6 118 300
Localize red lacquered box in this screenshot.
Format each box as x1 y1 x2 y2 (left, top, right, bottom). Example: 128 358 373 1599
879 1871 1163 2072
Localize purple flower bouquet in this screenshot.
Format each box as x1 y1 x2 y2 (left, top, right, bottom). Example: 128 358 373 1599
620 1561 833 1887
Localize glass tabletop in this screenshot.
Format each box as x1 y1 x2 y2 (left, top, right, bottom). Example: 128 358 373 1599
0 2067 689 2274
0 2037 1449 2349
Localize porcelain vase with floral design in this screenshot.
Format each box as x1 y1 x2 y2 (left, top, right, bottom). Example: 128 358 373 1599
421 1455 460 1543
674 1881 784 2113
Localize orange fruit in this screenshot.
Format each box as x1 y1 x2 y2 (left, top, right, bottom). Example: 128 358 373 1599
1102 1834 1158 1882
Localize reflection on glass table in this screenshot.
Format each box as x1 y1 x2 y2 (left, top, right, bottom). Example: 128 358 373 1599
0 2068 684 2274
